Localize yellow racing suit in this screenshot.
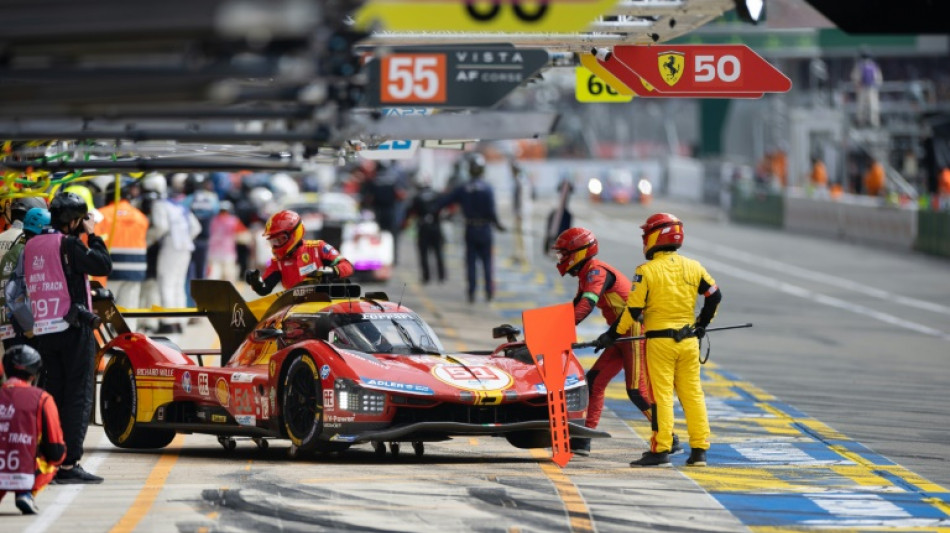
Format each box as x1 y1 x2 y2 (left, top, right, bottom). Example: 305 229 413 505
614 250 721 454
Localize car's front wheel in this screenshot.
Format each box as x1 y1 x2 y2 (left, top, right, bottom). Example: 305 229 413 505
100 353 175 449
281 352 324 453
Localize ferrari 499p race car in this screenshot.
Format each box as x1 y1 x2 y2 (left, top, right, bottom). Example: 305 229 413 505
92 281 607 458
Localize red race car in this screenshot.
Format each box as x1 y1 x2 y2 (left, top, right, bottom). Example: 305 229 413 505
92 281 607 458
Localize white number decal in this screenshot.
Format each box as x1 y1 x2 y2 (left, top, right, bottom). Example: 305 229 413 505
694 55 741 83
0 450 20 471
382 55 446 103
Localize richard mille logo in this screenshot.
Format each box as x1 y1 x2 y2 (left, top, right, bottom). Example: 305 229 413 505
230 304 246 328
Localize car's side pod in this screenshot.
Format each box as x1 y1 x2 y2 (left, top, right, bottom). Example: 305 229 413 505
191 280 259 365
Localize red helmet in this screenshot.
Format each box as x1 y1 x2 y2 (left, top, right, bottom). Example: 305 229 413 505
641 213 683 259
553 227 598 276
263 210 304 259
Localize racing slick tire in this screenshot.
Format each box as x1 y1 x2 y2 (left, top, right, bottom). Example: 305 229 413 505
280 352 324 454
100 353 176 449
504 430 552 449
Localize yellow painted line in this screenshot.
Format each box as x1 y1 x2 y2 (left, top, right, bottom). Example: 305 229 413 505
109 434 184 533
530 449 594 533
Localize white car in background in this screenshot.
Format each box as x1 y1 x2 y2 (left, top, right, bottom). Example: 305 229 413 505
283 192 394 282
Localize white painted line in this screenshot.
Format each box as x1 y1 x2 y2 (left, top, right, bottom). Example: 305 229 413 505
24 433 109 533
687 240 950 316
695 255 950 341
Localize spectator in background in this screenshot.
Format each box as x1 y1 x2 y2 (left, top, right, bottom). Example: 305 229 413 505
510 158 533 266
0 345 66 514
938 167 950 210
851 49 883 128
95 179 149 329
207 201 249 283
360 162 408 265
142 173 201 333
182 175 219 303
864 160 886 197
438 153 505 303
403 176 445 284
809 156 829 195
2 207 50 350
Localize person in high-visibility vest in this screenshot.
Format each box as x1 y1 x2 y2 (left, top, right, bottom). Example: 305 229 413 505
0 345 66 514
94 179 149 329
596 213 721 467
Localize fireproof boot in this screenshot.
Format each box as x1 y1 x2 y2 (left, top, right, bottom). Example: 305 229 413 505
630 451 671 467
686 448 707 467
670 434 683 455
15 492 39 515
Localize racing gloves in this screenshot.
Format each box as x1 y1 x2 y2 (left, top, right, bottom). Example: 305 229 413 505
593 329 619 353
244 269 265 292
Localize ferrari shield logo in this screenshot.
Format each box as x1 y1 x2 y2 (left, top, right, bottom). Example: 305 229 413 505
301 252 310 264
658 51 685 87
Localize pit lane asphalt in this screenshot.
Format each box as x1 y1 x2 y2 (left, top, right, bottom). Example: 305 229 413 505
5 196 949 532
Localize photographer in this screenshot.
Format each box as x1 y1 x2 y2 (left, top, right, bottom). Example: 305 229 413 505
21 192 111 483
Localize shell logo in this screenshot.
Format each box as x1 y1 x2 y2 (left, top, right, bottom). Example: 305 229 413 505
216 378 230 407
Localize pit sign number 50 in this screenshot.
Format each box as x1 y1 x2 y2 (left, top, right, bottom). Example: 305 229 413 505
381 54 447 104
694 55 741 83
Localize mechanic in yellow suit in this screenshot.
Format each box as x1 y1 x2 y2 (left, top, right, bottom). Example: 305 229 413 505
595 213 721 467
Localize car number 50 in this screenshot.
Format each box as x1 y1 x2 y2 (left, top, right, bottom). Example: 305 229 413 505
382 54 446 103
695 55 740 83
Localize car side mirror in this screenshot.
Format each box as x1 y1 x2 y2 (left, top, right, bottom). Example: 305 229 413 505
492 324 521 343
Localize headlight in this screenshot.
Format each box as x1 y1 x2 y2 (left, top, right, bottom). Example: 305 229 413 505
565 385 589 412
638 179 653 196
334 379 386 414
588 178 603 195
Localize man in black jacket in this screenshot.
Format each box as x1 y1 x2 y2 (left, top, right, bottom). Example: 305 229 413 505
21 192 112 483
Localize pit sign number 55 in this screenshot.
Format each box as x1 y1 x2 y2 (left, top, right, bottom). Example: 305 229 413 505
381 54 447 104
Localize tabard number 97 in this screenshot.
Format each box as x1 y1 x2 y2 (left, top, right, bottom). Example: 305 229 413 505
381 54 447 104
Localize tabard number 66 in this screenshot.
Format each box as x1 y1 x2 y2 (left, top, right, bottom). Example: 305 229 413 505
381 54 447 104
465 0 548 22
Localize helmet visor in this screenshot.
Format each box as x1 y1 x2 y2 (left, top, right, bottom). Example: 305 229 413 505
267 232 291 248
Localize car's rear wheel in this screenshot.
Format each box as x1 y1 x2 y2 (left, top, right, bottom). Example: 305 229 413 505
100 353 176 449
281 353 324 453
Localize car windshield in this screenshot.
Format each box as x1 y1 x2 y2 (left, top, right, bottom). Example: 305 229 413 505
328 312 444 355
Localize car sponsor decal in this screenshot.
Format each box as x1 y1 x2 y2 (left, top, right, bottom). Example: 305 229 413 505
432 364 513 392
231 372 255 383
320 364 331 380
211 414 228 423
198 373 210 397
230 303 246 328
181 371 192 393
233 387 254 413
323 389 334 410
136 368 173 377
326 415 355 423
329 434 358 442
299 262 317 276
261 395 269 419
234 415 257 426
216 378 230 407
269 359 277 377
361 378 434 395
565 374 580 387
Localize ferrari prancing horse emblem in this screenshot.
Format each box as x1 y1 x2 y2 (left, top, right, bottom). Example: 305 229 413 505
658 51 685 87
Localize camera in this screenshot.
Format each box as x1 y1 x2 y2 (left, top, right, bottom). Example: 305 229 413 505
65 303 102 329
